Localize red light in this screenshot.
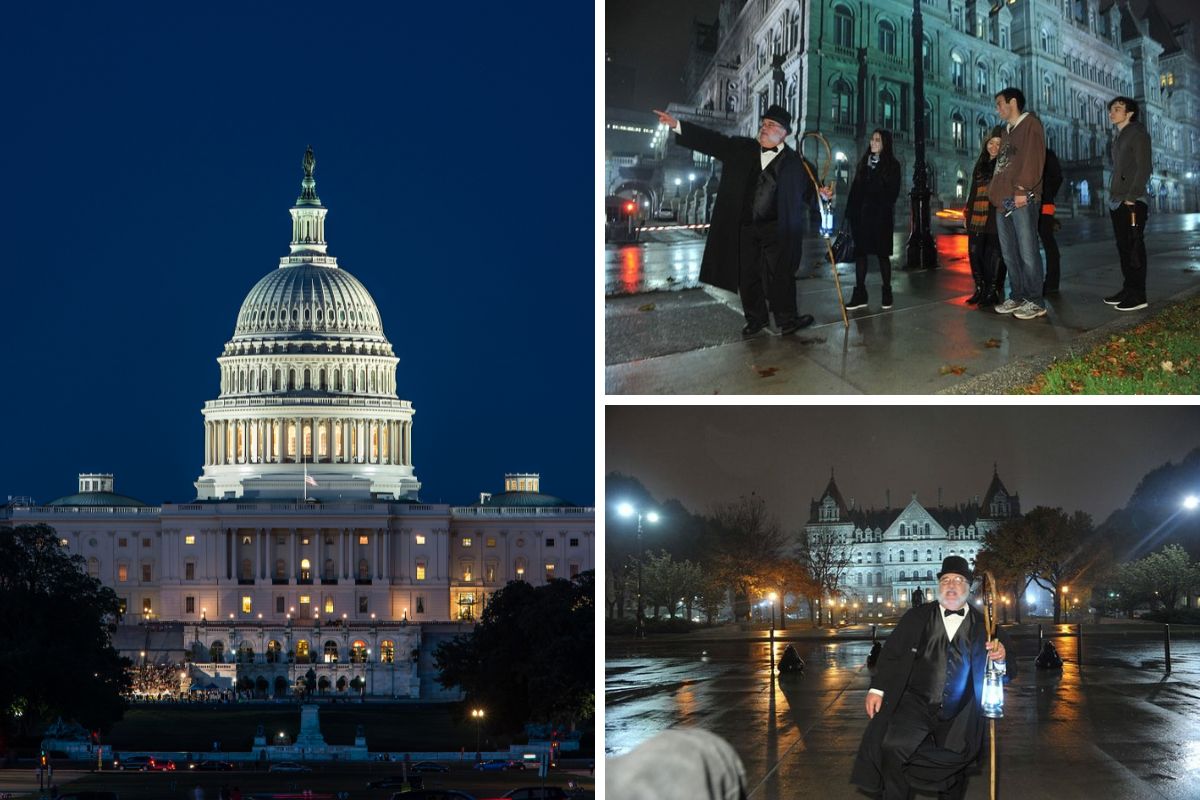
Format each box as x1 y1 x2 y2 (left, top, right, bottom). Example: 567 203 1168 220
624 202 636 214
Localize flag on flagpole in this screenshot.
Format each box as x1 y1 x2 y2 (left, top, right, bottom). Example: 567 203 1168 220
305 474 318 487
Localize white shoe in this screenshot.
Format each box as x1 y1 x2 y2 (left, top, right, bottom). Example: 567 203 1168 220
1013 301 1047 320
994 299 1020 314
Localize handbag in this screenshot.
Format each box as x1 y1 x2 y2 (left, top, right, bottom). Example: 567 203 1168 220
831 221 856 263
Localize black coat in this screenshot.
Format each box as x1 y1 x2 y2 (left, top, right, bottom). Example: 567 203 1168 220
845 157 901 257
850 602 1017 795
675 121 820 292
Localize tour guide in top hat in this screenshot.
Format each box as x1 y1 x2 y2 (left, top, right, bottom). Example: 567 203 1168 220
653 104 830 337
851 556 1016 800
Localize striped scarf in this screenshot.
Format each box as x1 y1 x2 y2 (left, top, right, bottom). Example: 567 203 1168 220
967 180 991 233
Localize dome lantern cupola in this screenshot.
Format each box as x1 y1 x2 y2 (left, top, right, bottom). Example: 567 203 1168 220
287 145 331 259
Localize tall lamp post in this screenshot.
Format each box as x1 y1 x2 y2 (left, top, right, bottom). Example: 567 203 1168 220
471 707 485 762
617 503 660 638
906 0 938 269
768 592 777 632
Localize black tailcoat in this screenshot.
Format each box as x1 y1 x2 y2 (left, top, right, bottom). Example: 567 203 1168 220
674 121 819 292
850 602 1017 794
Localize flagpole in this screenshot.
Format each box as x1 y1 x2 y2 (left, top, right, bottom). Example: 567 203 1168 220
303 448 308 502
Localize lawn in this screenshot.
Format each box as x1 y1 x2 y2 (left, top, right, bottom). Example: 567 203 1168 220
1018 293 1200 393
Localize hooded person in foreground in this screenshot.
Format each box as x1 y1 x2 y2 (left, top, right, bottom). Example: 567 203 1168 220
851 556 1017 800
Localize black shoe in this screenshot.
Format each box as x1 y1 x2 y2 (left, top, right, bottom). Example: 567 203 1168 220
742 320 768 336
780 314 815 335
1115 297 1147 311
1103 290 1126 305
977 288 998 307
966 285 983 305
844 286 868 310
881 285 893 309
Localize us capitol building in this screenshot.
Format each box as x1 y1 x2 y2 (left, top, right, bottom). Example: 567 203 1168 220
1 149 594 699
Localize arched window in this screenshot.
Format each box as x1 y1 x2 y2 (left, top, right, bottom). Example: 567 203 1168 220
1043 75 1055 110
324 558 335 579
300 558 311 581
976 61 988 94
952 112 966 149
956 170 966 199
923 100 934 141
977 116 990 147
241 558 252 580
351 640 367 663
880 89 897 131
358 558 370 579
857 573 863 586
912 550 919 562
238 642 254 663
324 595 335 614
380 640 395 663
296 640 310 663
922 35 932 71
267 640 281 663
899 570 906 579
951 52 965 88
899 551 905 562
877 19 896 56
210 641 225 662
832 78 854 125
834 5 854 48
87 557 100 578
324 640 340 663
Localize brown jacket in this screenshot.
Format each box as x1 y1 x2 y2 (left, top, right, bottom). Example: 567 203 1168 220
989 112 1045 207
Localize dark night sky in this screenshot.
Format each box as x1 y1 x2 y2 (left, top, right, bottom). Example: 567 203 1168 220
606 407 1200 528
1 3 593 507
605 0 1197 111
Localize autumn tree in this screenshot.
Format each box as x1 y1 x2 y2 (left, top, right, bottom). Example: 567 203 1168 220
798 528 852 627
705 493 790 620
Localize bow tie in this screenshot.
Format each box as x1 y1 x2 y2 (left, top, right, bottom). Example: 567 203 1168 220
944 608 965 617
761 145 780 153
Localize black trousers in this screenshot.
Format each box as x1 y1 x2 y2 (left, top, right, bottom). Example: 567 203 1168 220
1039 214 1060 289
739 221 799 326
879 692 969 800
967 232 1001 289
1110 201 1148 299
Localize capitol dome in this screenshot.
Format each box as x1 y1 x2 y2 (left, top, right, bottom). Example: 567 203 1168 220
233 263 386 340
194 147 420 502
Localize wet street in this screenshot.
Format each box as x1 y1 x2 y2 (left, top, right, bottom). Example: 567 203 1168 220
606 625 1200 798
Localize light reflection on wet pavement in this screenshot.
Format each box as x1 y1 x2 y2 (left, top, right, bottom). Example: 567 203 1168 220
607 629 1200 798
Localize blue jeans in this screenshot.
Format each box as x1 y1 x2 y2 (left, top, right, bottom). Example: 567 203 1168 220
995 201 1043 306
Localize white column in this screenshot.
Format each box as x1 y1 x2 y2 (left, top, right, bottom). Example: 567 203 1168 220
381 527 389 581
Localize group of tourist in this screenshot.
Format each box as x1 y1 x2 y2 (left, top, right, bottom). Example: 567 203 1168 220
652 85 1153 332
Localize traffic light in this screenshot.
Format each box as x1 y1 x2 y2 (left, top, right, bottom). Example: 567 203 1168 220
624 201 636 214
40 749 48 767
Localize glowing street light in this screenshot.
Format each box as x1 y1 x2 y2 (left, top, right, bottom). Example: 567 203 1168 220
471 707 485 761
617 503 660 638
1183 495 1199 511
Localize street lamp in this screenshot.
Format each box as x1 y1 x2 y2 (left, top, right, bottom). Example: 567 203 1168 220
1061 585 1070 620
617 503 660 638
768 592 777 631
1183 495 1199 511
470 707 485 761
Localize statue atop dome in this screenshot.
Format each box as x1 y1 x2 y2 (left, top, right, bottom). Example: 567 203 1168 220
303 145 316 178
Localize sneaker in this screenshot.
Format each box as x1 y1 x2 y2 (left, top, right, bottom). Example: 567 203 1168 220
1013 300 1047 320
881 285 894 309
1115 297 1148 311
994 298 1021 314
1103 290 1126 305
844 286 868 310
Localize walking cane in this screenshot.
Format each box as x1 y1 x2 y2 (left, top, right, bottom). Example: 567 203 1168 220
796 130 849 329
981 570 1002 800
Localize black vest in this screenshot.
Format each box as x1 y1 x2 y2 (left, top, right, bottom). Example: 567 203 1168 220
908 608 974 720
749 149 786 224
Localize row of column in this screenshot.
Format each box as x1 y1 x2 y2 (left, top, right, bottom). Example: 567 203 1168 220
226 527 393 582
204 417 412 467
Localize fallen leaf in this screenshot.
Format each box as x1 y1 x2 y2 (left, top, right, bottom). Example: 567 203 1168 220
984 338 1002 349
638 303 656 312
754 366 779 378
939 365 967 376
1161 360 1174 372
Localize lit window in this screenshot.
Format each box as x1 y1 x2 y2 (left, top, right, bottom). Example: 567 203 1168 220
415 534 426 545
60 538 69 546
416 563 426 581
185 535 196 545
242 536 252 545
486 537 496 548
462 538 472 547
324 597 334 614
380 640 395 663
359 535 369 545
545 563 555 580
464 567 473 581
299 595 311 605
143 598 152 613
302 537 310 545
118 564 128 582
242 596 252 613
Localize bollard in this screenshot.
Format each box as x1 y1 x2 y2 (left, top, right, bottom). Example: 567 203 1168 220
1164 623 1172 674
871 624 877 642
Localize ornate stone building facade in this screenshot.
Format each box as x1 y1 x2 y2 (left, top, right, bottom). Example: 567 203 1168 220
1 154 594 698
803 468 1021 614
665 0 1197 215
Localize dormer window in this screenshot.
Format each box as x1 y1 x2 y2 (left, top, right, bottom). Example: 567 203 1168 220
820 497 839 522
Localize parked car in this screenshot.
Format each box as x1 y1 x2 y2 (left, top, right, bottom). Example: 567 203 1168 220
268 761 312 772
192 759 235 770
146 758 176 771
117 755 172 771
473 759 525 772
411 760 450 773
388 791 477 800
367 775 422 789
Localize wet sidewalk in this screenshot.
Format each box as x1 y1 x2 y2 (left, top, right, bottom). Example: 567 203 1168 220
604 214 1200 394
605 623 1200 799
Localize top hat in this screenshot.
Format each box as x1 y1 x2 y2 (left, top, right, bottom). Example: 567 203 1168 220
937 555 973 583
762 104 792 133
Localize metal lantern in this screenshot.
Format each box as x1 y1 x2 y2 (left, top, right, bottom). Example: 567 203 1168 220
981 661 1005 718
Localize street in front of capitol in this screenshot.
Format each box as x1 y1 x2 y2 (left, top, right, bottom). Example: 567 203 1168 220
606 623 1200 799
605 213 1200 394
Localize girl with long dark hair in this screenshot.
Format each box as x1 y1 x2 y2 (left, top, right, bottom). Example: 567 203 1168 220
964 126 1006 306
843 129 902 310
